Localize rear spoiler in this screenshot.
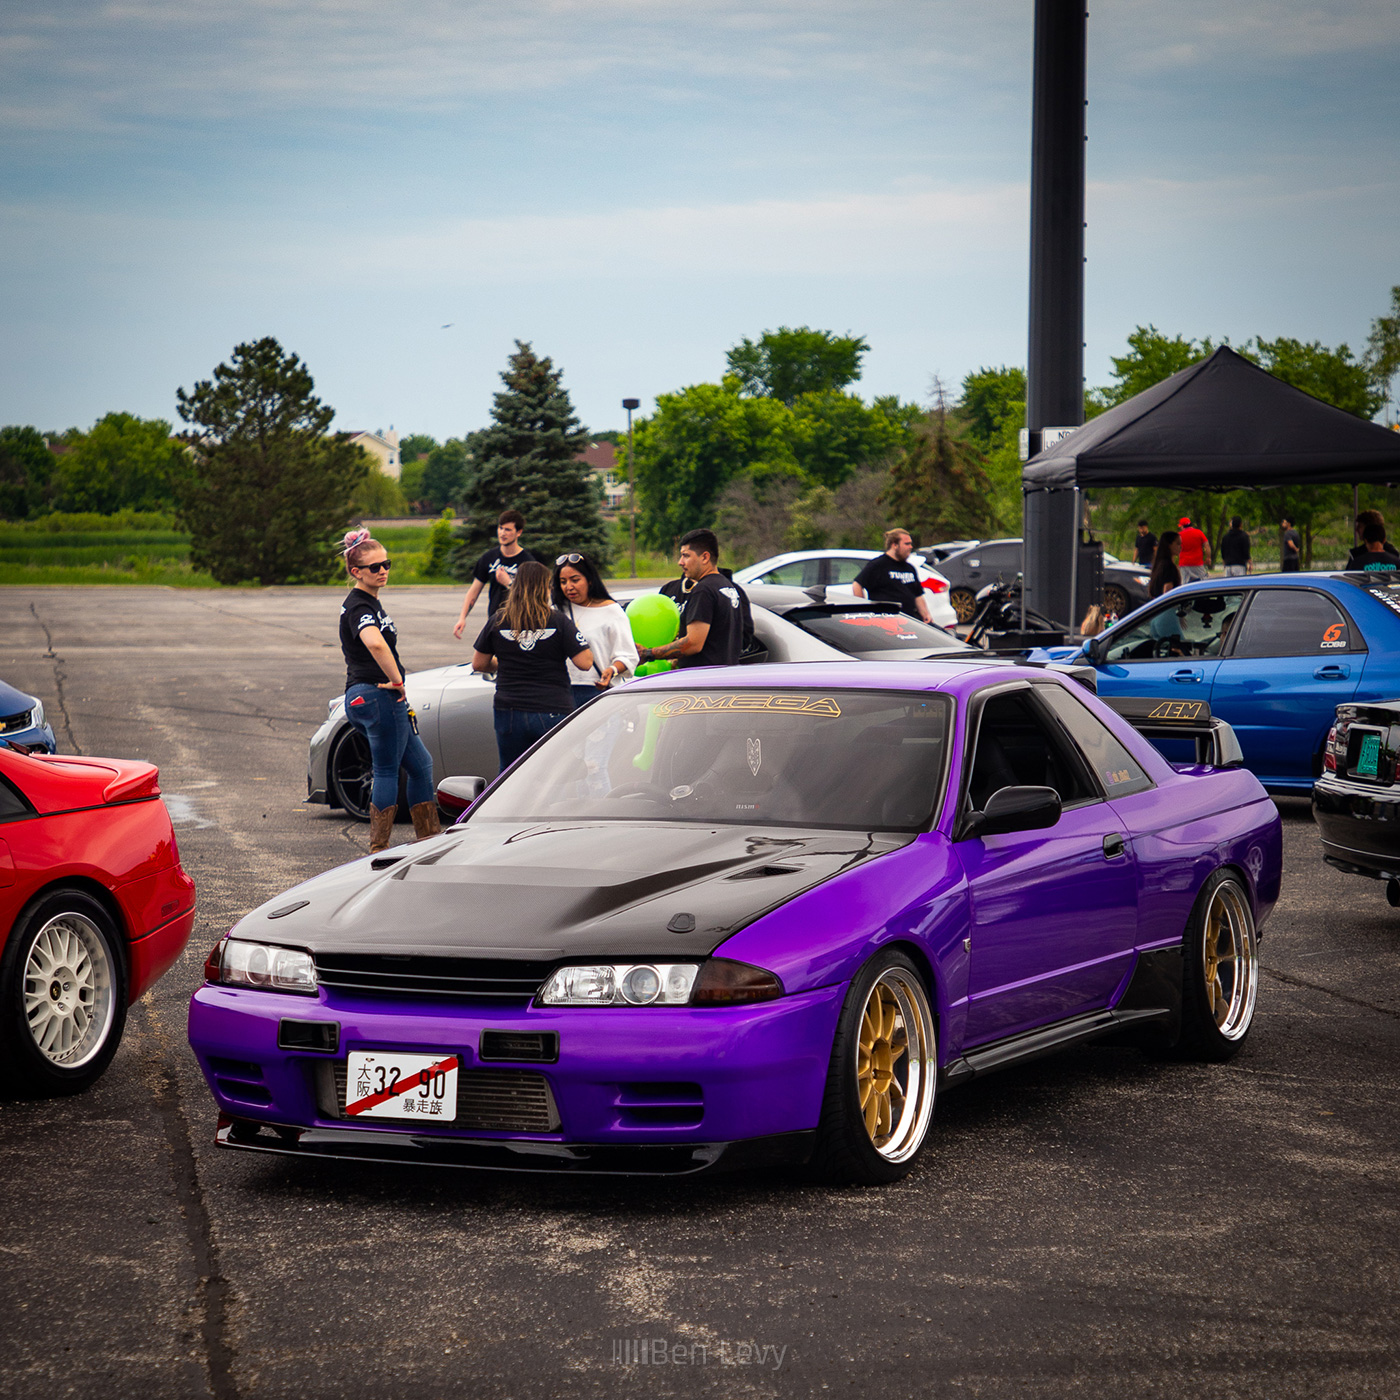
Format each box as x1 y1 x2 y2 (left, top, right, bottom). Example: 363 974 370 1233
1102 696 1244 769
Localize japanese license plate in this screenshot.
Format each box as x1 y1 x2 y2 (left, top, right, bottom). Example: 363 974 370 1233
1356 732 1383 780
345 1051 458 1121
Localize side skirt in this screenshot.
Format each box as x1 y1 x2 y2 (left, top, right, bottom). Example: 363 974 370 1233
940 946 1181 1087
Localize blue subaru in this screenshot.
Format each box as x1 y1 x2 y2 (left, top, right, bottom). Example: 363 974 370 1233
1060 572 1400 793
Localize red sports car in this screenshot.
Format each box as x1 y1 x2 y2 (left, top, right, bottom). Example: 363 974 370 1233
0 745 196 1096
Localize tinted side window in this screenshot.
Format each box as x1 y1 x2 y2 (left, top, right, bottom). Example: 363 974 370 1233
981 545 1020 571
1035 685 1154 798
828 558 865 585
0 771 34 820
1231 589 1362 657
760 561 811 587
1103 592 1244 663
966 690 1096 812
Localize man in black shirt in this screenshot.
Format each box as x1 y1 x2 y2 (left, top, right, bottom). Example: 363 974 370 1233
852 529 932 622
638 529 744 669
1280 516 1302 572
1347 509 1396 569
1352 519 1400 572
1133 520 1158 566
1219 516 1251 577
453 510 538 637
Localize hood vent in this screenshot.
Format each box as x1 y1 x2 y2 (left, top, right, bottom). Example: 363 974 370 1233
727 864 802 881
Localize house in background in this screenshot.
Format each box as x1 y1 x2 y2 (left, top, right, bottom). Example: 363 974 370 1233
346 429 401 480
579 440 628 515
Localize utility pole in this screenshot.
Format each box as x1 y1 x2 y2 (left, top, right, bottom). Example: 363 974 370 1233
1023 0 1088 630
622 398 640 578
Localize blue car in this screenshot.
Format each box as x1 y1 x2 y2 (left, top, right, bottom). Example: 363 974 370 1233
1055 572 1400 793
0 679 56 754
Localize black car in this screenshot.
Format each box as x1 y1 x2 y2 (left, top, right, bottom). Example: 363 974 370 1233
1313 699 1400 904
937 538 1153 624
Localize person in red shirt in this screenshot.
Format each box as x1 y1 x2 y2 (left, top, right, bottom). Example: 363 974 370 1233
1177 516 1212 582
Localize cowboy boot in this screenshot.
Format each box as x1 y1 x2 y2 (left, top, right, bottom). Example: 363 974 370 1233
368 803 397 853
410 801 442 841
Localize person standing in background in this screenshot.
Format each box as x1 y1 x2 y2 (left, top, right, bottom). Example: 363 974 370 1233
1133 520 1158 566
852 529 934 623
1347 510 1395 568
552 552 638 709
1177 517 1211 582
1220 517 1252 577
1149 530 1181 599
472 560 593 770
1280 516 1302 572
1354 520 1400 572
338 530 439 853
453 510 537 639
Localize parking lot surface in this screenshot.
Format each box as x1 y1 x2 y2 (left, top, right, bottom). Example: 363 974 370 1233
1 586 1397 1399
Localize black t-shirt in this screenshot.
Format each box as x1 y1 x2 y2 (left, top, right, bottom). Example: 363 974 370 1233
1133 532 1158 565
1348 547 1400 572
676 572 744 669
662 573 753 653
474 608 587 713
474 547 539 618
1219 528 1252 567
340 589 403 689
854 554 924 618
1348 543 1398 569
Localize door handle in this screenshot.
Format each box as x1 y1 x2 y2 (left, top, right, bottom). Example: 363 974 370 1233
1169 668 1203 684
1102 833 1126 860
1313 663 1351 680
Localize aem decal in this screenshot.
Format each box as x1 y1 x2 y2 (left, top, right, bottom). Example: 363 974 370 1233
653 693 843 719
1147 699 1205 720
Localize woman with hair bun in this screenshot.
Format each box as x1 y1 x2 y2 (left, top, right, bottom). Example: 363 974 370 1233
339 529 438 852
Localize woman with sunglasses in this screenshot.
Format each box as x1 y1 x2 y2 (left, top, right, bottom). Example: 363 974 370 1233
339 529 439 852
552 552 638 709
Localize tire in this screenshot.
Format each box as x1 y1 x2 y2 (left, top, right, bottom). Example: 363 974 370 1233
1103 583 1131 619
329 725 409 822
950 588 976 625
1177 870 1259 1062
0 890 128 1097
807 951 937 1185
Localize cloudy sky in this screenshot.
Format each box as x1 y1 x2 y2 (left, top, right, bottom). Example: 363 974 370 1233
2 0 1397 438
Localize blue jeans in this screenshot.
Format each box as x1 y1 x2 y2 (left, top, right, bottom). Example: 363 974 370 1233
494 707 568 771
345 684 435 810
571 684 602 710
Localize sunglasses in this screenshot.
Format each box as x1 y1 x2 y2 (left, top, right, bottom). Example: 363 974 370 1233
556 553 584 566
355 559 391 572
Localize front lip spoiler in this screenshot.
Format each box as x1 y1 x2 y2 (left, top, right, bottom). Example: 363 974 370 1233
215 1116 815 1177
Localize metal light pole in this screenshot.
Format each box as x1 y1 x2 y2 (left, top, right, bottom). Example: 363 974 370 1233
622 398 640 577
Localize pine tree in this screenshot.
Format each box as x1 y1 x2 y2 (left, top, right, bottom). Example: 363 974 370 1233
450 342 609 576
175 338 368 585
883 384 994 546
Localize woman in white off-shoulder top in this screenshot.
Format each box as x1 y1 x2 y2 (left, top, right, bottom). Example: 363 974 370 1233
551 552 640 709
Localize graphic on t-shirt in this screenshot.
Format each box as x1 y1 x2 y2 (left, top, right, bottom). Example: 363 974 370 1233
499 627 557 651
720 587 740 609
747 737 762 776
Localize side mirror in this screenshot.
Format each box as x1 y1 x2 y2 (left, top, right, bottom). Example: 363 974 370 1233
1084 635 1106 664
436 775 486 819
961 785 1062 840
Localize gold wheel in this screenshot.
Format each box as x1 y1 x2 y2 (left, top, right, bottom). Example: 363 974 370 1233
1200 879 1257 1041
950 589 976 625
854 967 936 1162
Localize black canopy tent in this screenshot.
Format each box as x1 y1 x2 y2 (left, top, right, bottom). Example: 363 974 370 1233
1022 346 1400 492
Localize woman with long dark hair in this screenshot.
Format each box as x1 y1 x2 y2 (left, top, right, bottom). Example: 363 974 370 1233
552 552 638 709
1149 530 1181 599
473 560 593 770
338 529 438 852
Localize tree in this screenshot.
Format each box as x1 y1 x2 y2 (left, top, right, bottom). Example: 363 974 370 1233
398 432 438 463
175 337 368 585
1365 285 1400 419
350 462 407 518
421 439 471 512
450 341 608 574
0 426 55 519
1091 325 1213 410
1253 336 1385 420
883 386 995 545
726 327 869 404
958 366 1027 450
788 390 912 488
52 413 182 514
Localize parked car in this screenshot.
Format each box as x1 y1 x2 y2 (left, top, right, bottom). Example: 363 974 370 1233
0 679 56 754
194 660 1279 1182
918 540 980 564
0 746 196 1095
732 550 957 629
1070 571 1400 793
307 587 1094 820
937 539 1153 624
1313 698 1400 904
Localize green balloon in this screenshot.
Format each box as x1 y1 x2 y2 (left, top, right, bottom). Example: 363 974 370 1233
634 660 675 677
628 593 680 649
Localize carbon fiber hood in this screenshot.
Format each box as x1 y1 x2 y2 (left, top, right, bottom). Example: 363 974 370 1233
240 821 911 959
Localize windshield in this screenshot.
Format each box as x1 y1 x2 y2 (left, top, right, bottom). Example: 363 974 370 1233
784 608 969 655
468 687 952 831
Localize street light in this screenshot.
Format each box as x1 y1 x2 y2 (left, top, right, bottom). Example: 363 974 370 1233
622 398 640 577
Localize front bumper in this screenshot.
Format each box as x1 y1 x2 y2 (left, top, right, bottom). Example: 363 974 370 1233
2 721 56 754
188 982 843 1173
1313 775 1400 880
306 711 339 806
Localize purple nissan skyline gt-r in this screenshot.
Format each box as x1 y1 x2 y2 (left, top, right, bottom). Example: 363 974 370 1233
189 661 1282 1185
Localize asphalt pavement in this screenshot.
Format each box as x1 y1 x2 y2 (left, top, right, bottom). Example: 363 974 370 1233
0 586 1397 1399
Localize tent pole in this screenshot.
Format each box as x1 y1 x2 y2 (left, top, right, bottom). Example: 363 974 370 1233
1020 488 1028 631
1354 482 1360 533
1068 488 1081 635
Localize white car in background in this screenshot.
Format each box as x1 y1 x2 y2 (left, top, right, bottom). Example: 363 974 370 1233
732 549 958 630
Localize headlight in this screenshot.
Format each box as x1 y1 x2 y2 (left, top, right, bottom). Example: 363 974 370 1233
537 959 782 1007
29 698 44 729
207 938 318 995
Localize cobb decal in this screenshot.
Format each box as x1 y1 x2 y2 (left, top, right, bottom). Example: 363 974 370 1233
653 693 843 718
